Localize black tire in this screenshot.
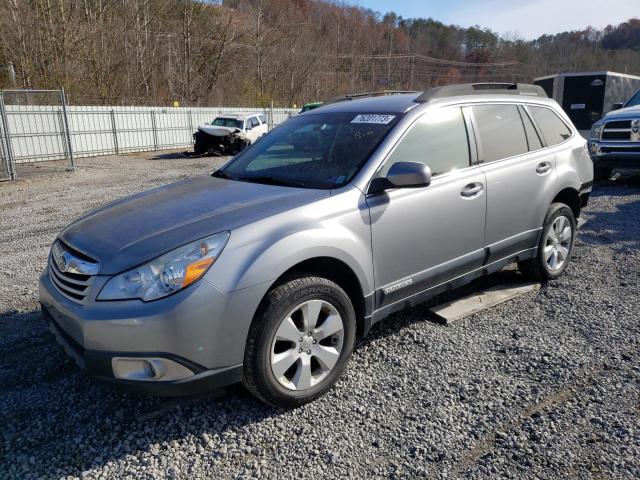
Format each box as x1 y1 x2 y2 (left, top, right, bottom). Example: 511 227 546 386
594 166 612 181
193 132 208 155
240 139 251 151
242 276 356 408
518 203 576 281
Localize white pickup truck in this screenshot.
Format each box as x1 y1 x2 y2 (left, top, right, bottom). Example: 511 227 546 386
193 113 268 155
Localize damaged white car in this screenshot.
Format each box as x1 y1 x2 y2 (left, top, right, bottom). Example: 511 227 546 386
193 113 268 156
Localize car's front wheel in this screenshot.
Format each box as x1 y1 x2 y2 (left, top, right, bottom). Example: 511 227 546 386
518 203 576 281
243 276 356 408
594 166 613 181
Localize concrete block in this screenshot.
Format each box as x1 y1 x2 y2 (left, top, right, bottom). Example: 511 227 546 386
430 282 541 325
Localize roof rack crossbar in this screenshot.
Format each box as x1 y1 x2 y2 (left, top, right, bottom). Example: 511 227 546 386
325 90 421 105
415 83 547 103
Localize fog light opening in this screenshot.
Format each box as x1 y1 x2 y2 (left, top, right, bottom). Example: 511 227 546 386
112 357 194 382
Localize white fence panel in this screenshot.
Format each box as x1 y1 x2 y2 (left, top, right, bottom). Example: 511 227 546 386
4 105 297 163
6 105 68 163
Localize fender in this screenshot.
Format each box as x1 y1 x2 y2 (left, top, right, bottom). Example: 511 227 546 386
555 139 593 193
203 187 375 296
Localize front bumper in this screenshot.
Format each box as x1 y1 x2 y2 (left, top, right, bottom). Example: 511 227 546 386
44 305 241 396
39 267 269 396
588 140 640 168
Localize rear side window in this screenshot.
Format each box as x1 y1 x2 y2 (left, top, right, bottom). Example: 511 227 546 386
528 106 572 146
258 114 267 124
519 107 543 151
382 106 470 177
472 104 528 162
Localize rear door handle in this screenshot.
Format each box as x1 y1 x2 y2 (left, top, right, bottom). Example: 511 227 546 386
461 182 484 198
536 161 552 174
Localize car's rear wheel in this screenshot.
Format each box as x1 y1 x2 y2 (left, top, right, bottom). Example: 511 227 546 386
518 203 576 281
242 276 356 408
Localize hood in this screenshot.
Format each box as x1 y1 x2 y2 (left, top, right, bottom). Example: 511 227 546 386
198 124 239 137
60 176 329 275
602 104 640 121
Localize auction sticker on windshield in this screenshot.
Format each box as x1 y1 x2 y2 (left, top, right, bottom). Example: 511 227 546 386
351 114 396 124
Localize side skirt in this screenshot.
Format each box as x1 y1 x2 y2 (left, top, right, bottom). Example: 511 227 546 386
368 247 537 326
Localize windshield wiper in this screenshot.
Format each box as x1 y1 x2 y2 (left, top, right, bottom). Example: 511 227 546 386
212 170 235 180
235 175 309 188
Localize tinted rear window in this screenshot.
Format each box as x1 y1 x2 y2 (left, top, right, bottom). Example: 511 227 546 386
528 106 572 146
472 104 528 162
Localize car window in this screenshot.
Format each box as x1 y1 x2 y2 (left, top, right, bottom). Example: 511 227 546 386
212 117 243 129
528 106 572 146
624 90 640 108
258 114 267 124
251 117 260 128
472 104 528 162
381 107 470 177
519 106 543 151
220 112 400 189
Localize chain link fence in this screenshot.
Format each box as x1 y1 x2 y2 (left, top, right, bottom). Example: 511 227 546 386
0 89 75 179
0 97 13 181
0 89 298 180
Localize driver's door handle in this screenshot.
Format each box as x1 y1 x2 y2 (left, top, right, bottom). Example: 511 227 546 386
461 182 484 198
536 161 552 174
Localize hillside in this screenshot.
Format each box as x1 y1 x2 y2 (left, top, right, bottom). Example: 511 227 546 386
1 0 639 106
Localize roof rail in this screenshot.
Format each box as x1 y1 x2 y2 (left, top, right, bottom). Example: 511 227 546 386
415 83 547 103
325 90 421 105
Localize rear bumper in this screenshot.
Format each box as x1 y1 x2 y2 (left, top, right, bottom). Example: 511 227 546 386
43 305 242 396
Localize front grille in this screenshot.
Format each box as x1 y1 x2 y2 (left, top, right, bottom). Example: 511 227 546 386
601 120 632 142
604 120 630 129
48 242 97 303
601 145 640 154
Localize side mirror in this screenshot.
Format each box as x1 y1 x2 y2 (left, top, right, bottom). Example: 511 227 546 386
368 161 432 194
612 102 624 111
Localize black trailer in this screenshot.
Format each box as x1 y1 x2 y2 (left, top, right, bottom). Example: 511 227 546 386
534 71 640 135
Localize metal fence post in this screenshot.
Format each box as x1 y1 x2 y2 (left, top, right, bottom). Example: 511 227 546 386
110 109 119 154
60 88 75 171
150 110 158 150
0 91 16 180
269 100 274 131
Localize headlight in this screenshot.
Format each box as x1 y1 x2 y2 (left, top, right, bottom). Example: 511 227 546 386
590 123 603 140
98 231 230 301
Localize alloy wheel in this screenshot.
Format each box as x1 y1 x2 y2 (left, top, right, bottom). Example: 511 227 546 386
544 215 572 271
270 299 344 391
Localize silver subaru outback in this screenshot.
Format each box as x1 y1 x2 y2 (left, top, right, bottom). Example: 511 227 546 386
40 83 593 408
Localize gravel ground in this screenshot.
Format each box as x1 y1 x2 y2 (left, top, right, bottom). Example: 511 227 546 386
1 153 639 479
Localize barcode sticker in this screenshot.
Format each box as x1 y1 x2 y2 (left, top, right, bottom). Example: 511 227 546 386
351 114 396 124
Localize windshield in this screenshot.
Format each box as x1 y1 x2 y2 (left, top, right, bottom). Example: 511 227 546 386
625 90 640 108
216 112 400 189
212 117 243 129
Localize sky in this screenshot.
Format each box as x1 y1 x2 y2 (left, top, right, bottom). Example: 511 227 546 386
351 0 640 40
